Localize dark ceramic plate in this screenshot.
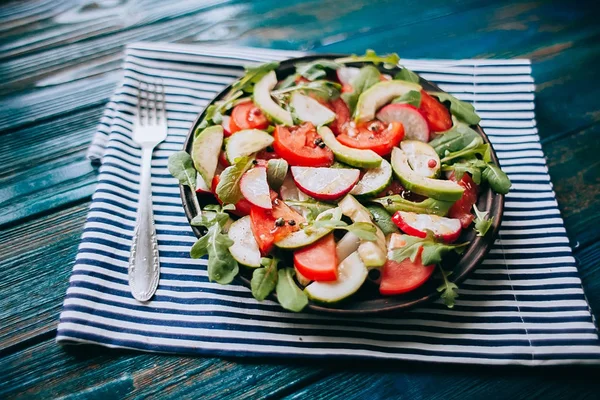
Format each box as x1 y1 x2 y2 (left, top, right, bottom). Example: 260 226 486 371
179 54 504 315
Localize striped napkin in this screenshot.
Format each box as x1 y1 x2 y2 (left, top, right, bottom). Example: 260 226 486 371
57 42 600 365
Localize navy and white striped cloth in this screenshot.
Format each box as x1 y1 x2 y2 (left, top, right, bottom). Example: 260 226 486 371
57 42 600 365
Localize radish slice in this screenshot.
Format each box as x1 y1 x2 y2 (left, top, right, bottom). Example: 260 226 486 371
376 103 429 142
291 166 360 201
337 67 360 86
392 211 462 243
222 115 231 136
240 167 272 209
196 173 211 194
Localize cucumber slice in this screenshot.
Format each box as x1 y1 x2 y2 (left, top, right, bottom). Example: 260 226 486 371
339 194 387 268
355 80 422 123
225 129 274 163
228 216 261 268
275 207 341 249
253 70 293 126
290 92 336 126
304 251 368 303
401 140 441 178
192 125 224 185
317 126 382 168
350 159 392 198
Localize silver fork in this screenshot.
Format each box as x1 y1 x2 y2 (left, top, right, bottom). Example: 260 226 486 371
128 80 168 302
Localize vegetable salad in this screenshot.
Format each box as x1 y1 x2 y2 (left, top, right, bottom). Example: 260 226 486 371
168 50 511 312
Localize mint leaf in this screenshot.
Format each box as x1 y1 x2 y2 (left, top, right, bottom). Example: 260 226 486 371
167 151 196 189
335 49 400 69
473 205 494 236
341 65 381 113
437 267 459 308
429 92 481 125
216 156 255 204
482 164 511 195
276 268 308 312
251 257 279 301
394 67 420 83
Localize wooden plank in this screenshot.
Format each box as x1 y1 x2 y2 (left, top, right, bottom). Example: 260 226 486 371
0 202 88 351
284 364 598 400
0 337 325 399
543 123 600 249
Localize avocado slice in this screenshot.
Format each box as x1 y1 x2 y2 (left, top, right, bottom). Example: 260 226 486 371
317 126 382 168
390 147 464 201
253 70 294 126
355 80 422 122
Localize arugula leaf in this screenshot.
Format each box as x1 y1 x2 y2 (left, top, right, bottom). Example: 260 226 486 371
366 204 398 235
216 156 255 204
428 122 483 156
309 219 378 241
441 143 491 165
389 232 469 265
441 158 487 184
251 257 279 301
482 164 511 195
391 90 421 107
341 65 381 113
190 221 239 284
266 159 288 190
296 59 341 81
437 267 459 308
283 199 334 221
371 195 454 216
197 91 245 131
168 151 197 189
335 49 400 69
228 61 280 97
273 80 342 101
473 205 494 236
394 67 420 83
429 92 481 125
276 268 308 312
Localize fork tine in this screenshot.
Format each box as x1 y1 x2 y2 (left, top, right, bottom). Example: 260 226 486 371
157 79 166 123
139 81 149 126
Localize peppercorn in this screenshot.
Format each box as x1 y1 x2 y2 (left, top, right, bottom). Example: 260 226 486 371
387 198 393 205
275 217 285 227
313 138 323 146
318 142 326 149
252 159 258 165
288 219 296 226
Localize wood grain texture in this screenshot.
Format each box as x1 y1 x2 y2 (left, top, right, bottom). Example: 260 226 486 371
0 0 599 398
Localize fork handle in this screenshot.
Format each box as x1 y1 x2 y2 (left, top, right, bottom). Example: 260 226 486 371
128 146 160 301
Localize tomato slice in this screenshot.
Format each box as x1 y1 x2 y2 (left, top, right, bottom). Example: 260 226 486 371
249 198 305 255
448 172 479 228
211 174 252 217
379 235 435 296
273 123 334 167
229 102 270 134
337 120 404 156
293 233 338 281
419 91 452 132
326 98 351 136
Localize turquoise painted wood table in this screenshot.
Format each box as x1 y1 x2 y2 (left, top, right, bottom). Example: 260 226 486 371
1 0 599 398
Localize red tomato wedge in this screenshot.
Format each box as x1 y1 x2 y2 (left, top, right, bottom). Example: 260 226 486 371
293 233 338 281
273 123 334 167
448 172 479 228
249 197 306 255
379 234 435 296
211 174 252 217
337 120 404 156
419 91 452 132
326 98 351 135
229 102 270 134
